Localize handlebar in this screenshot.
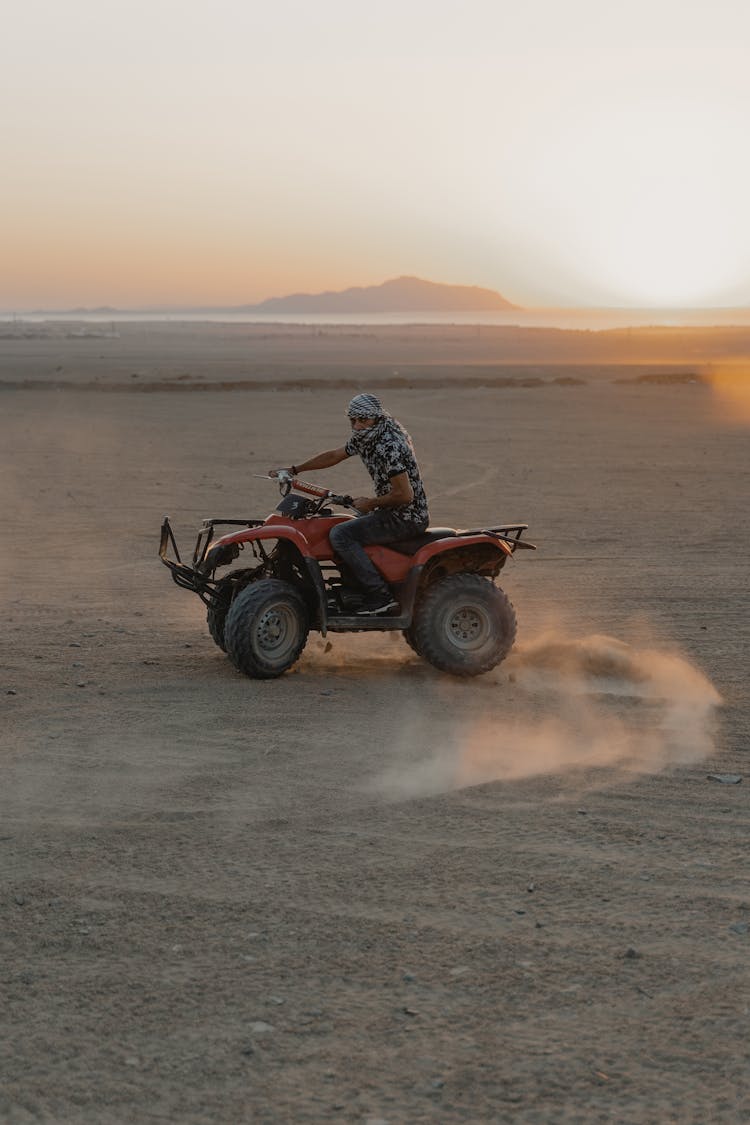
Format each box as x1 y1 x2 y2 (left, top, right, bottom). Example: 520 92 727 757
272 470 359 513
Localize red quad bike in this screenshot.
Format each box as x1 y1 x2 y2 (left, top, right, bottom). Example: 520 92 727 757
159 471 535 679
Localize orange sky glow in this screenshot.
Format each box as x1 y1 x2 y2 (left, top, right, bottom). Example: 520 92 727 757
4 1 750 310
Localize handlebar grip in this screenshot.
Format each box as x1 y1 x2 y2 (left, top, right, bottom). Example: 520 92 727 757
290 476 330 498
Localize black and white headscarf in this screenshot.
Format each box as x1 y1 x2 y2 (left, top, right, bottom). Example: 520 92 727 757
347 393 385 420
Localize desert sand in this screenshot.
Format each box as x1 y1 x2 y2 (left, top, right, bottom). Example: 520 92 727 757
1 324 748 1123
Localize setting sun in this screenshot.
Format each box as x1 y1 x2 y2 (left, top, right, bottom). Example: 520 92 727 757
477 48 750 308
524 79 750 306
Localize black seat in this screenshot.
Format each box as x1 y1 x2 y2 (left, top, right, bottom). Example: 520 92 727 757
389 527 457 556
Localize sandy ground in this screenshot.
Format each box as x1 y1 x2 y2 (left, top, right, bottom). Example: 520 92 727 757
2 327 749 1123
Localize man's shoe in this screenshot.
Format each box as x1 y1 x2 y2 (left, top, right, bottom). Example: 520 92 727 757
356 592 399 616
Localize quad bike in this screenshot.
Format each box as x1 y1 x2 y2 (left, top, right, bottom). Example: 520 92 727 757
159 471 535 679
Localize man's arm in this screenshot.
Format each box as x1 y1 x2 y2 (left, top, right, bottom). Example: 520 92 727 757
354 471 413 514
269 447 349 476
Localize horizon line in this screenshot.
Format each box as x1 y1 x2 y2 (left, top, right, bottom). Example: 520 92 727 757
6 302 750 315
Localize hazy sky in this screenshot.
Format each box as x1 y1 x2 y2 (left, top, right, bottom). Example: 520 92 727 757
4 0 750 309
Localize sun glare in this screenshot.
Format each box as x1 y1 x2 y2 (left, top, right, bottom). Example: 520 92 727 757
707 365 750 424
521 82 750 306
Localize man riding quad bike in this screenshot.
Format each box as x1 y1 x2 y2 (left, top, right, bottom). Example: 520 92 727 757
159 396 535 679
273 392 432 617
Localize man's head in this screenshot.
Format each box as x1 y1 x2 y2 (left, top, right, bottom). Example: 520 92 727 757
347 392 384 430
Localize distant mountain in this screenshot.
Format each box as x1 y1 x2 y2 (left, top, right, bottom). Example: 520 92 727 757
241 276 518 313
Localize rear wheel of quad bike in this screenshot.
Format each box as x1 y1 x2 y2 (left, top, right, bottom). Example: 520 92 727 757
412 573 517 677
225 578 309 679
206 576 234 652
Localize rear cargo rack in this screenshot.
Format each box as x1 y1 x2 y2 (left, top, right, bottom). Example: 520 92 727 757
458 524 536 551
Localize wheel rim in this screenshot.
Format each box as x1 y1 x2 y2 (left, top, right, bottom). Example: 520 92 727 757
255 602 300 662
445 602 491 651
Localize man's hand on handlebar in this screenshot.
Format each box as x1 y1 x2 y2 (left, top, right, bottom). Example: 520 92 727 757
268 467 294 480
327 492 358 510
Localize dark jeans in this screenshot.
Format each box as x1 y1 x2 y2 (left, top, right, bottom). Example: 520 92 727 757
328 511 427 596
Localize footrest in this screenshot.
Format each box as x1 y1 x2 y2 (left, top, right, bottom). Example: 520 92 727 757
325 614 410 632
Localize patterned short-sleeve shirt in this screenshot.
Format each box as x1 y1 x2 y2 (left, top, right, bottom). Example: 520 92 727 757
345 416 429 525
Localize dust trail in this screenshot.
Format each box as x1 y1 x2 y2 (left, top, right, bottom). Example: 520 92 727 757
303 631 410 677
371 632 722 799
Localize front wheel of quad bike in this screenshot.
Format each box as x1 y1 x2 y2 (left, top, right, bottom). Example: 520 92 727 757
224 578 309 679
402 626 422 657
206 576 235 652
412 573 517 677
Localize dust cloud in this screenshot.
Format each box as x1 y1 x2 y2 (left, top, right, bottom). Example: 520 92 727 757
706 364 750 424
371 632 721 799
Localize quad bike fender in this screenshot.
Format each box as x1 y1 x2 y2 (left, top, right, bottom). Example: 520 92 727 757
208 523 314 558
414 534 513 567
200 524 314 576
263 512 351 559
373 534 513 586
207 516 352 563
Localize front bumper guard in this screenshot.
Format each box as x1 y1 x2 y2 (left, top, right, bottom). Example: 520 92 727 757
159 516 263 605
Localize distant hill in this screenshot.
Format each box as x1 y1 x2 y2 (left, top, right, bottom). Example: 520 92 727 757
241 276 519 313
